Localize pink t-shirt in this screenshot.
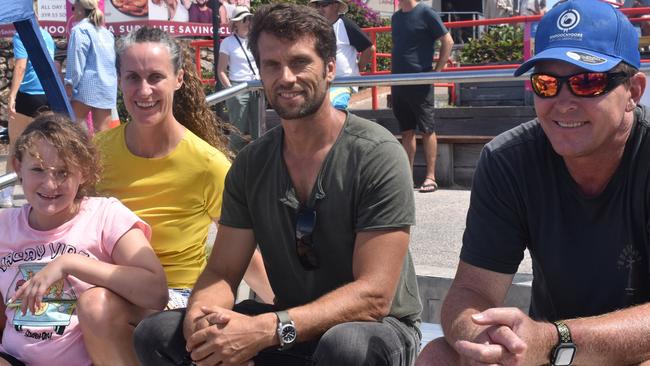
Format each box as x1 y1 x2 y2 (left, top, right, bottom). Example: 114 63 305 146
0 197 151 365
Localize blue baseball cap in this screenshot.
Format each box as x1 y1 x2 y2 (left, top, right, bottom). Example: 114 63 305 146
514 0 640 77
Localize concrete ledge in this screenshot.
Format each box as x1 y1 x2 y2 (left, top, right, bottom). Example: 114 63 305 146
416 265 532 323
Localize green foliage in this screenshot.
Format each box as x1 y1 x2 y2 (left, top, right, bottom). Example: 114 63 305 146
116 89 129 124
459 25 523 65
375 18 391 72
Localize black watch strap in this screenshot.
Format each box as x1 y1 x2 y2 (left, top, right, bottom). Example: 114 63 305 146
551 320 577 366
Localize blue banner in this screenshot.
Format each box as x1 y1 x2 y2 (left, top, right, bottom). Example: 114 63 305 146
0 0 34 24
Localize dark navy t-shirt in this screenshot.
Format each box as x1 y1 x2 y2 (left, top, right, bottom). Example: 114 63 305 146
391 3 448 74
461 106 650 321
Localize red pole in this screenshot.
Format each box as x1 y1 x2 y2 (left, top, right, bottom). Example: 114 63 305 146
370 30 378 110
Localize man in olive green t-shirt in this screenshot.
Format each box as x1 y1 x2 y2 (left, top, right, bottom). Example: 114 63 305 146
134 4 422 365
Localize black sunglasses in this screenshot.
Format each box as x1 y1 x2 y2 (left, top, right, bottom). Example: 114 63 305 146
295 207 318 270
530 71 632 98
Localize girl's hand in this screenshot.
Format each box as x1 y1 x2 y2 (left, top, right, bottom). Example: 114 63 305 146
12 256 69 316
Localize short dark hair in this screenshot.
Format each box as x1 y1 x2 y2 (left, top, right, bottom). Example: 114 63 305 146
248 3 336 66
612 62 639 88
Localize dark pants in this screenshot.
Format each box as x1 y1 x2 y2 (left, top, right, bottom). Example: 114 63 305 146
133 300 421 366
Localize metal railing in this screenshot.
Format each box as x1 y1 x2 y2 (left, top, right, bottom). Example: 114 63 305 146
0 172 17 191
2 63 650 191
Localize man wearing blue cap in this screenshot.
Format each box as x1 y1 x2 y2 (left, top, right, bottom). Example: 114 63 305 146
417 1 649 365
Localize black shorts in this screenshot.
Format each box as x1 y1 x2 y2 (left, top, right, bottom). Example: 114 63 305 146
391 85 436 134
15 91 50 117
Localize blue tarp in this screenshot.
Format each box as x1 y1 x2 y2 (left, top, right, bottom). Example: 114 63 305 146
0 0 73 119
0 0 34 25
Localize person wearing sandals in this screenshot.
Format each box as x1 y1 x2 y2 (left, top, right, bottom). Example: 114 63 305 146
217 6 260 152
391 0 453 193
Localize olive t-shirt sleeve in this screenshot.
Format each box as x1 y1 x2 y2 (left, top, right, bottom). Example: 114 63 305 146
355 138 415 231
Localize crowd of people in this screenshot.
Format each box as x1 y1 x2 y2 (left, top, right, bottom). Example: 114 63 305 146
0 0 649 365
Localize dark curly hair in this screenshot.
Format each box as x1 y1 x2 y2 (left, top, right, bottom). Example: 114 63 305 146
248 3 336 67
14 113 101 199
174 43 233 160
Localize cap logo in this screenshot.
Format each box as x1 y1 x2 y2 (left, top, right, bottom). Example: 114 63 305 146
556 9 580 32
566 51 607 65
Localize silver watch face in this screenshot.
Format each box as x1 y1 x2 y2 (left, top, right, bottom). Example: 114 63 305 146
554 345 576 365
280 324 296 344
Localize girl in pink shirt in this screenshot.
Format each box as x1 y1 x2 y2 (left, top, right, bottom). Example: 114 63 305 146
0 114 167 366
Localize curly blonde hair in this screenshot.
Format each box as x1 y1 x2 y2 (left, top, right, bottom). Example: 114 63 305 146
14 113 101 199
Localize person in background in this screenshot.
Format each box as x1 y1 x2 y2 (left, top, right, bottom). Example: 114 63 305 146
89 27 273 365
391 0 453 193
188 0 212 23
64 0 117 133
133 4 422 365
1 28 56 208
633 0 650 36
518 0 545 16
309 0 375 110
0 114 166 366
484 0 514 20
417 1 650 364
223 0 236 18
217 6 260 152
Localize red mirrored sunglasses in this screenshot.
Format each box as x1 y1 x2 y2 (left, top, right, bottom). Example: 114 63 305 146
530 71 632 98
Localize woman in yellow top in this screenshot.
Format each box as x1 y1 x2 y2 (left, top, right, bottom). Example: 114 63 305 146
90 26 273 365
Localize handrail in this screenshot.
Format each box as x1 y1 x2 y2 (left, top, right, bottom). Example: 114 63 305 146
204 62 650 106
2 63 650 192
205 68 525 106
0 172 17 191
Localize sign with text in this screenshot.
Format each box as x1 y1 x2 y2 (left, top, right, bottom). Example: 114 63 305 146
1 0 229 38
38 0 67 21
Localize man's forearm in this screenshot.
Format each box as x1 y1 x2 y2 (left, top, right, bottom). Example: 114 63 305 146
184 268 236 341
567 303 650 365
188 266 236 311
358 46 375 71
441 286 497 345
434 33 453 72
287 279 394 342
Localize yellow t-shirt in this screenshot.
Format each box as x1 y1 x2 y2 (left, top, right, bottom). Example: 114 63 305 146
94 124 231 288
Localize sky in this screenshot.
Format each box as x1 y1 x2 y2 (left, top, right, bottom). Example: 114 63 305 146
547 0 560 8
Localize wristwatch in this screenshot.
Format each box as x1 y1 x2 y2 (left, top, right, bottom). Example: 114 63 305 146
550 320 577 366
275 310 297 351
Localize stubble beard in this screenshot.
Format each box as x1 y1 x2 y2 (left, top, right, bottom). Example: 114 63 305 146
268 85 328 120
